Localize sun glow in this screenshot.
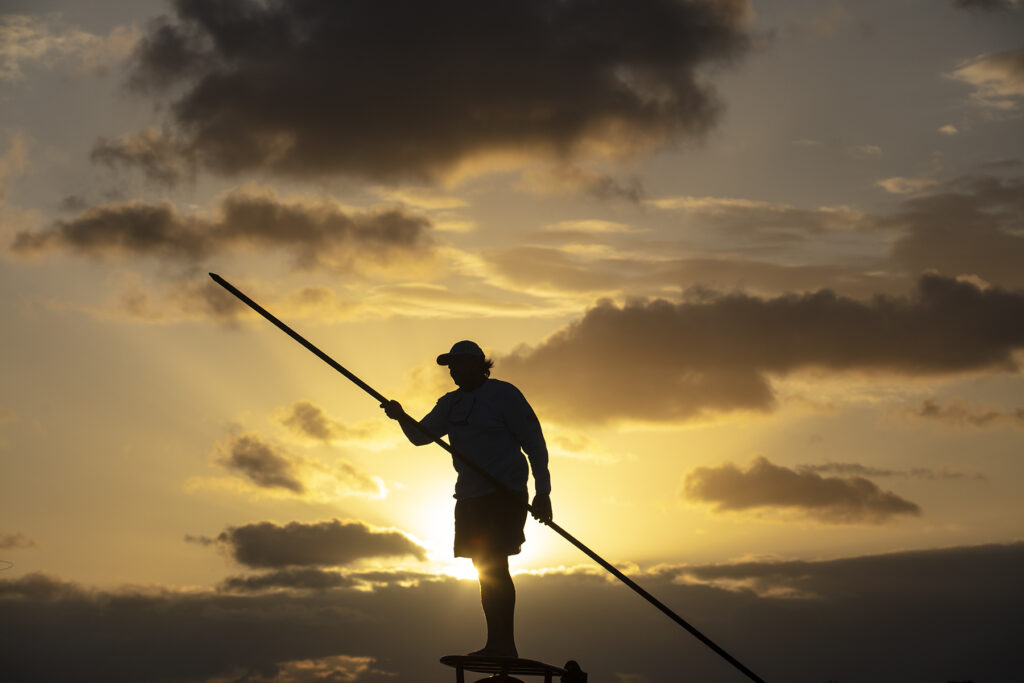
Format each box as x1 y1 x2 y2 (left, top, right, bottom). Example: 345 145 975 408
436 559 480 582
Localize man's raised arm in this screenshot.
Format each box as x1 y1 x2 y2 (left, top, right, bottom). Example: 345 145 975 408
381 399 446 446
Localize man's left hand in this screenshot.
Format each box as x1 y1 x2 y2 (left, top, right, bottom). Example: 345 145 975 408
530 493 552 523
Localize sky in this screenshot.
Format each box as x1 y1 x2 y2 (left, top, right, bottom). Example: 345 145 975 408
1 1 1023 681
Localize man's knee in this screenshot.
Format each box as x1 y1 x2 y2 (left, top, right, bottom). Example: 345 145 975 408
472 554 509 580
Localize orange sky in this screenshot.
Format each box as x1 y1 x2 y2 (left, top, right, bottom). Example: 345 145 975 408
2 1 1023 681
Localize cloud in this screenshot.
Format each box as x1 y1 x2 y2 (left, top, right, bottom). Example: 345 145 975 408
119 0 750 183
200 519 427 569
885 174 1024 287
952 0 1020 11
0 14 138 82
216 433 306 493
912 398 1024 428
798 461 982 480
206 432 386 500
218 567 442 593
279 401 337 442
499 274 1024 423
547 428 624 463
210 654 380 683
370 187 468 211
9 186 433 272
518 165 646 202
60 266 565 325
874 176 938 195
0 533 36 550
938 123 959 135
543 220 641 235
479 242 899 304
0 571 403 682
276 401 386 443
90 128 195 185
666 542 1024 603
682 456 921 523
648 194 870 241
948 48 1024 110
219 568 357 593
3 542 1023 682
846 144 882 160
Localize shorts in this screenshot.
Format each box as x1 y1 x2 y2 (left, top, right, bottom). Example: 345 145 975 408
453 489 529 558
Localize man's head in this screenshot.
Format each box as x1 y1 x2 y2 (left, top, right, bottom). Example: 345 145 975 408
437 340 493 390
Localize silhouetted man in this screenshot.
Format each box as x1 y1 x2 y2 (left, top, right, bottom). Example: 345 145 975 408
381 340 552 658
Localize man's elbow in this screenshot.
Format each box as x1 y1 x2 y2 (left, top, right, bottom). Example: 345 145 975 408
404 427 433 446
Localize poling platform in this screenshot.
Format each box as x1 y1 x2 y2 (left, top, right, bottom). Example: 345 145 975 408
440 655 586 683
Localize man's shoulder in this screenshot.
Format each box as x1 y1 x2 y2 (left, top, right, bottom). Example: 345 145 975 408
482 378 522 394
432 389 462 410
481 378 530 404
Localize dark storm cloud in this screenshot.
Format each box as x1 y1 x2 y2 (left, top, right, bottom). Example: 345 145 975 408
500 274 1024 422
121 0 751 182
913 398 1024 428
3 542 1023 682
886 175 1024 287
212 519 427 568
0 533 35 550
217 433 305 493
683 456 921 523
9 187 432 271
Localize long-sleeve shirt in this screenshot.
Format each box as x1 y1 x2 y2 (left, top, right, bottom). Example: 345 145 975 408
412 378 551 499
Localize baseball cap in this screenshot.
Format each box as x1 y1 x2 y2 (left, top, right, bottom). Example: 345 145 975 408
437 340 485 366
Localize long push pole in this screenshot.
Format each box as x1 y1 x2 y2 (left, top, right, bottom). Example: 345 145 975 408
209 272 767 683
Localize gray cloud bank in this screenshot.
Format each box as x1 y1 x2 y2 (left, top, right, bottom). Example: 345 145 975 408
683 457 921 523
2 542 1022 682
218 568 443 594
10 187 431 272
193 519 426 568
113 0 750 182
501 274 1024 423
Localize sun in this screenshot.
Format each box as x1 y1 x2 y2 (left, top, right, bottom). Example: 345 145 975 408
437 559 480 582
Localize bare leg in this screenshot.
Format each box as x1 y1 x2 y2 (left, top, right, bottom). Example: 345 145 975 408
470 554 517 657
